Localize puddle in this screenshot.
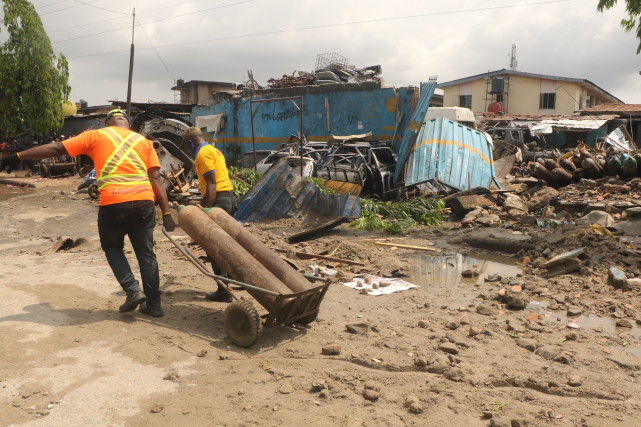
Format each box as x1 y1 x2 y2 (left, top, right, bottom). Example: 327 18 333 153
407 252 641 340
529 300 641 338
407 252 522 288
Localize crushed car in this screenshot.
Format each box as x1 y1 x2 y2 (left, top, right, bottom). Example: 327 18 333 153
314 134 399 199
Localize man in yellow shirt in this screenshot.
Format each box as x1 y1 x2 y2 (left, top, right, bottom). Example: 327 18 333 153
181 127 235 213
181 127 235 302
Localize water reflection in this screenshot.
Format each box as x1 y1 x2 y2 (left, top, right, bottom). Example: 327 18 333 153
407 252 522 287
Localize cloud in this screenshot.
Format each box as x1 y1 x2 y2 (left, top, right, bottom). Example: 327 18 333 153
25 0 641 105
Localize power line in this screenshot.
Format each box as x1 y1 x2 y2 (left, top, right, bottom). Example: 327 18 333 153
71 0 129 16
138 0 212 15
34 0 71 10
51 0 255 44
40 0 104 16
135 16 175 82
66 0 573 58
47 0 213 34
47 15 127 34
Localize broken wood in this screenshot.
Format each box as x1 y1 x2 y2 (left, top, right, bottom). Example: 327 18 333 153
286 217 348 244
373 241 438 252
273 248 364 266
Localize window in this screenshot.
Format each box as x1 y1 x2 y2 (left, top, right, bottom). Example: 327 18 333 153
459 95 472 109
540 93 556 109
496 94 504 103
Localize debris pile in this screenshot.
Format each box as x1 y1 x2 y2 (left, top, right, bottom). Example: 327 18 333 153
529 145 641 189
267 64 382 88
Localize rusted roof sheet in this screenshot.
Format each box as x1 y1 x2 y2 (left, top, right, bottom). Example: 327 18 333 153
480 114 619 122
234 159 361 223
579 103 641 113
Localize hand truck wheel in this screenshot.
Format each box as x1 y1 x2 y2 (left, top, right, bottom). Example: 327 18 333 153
224 300 263 347
88 183 99 199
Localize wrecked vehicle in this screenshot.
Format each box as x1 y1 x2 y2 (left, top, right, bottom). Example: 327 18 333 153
255 142 328 176
314 137 398 199
486 126 557 161
130 109 194 194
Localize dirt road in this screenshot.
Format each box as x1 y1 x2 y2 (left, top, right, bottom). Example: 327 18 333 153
1 176 640 426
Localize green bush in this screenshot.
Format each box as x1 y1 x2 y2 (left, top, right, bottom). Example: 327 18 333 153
350 197 444 234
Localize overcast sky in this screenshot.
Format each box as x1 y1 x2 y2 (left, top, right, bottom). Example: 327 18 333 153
8 0 641 105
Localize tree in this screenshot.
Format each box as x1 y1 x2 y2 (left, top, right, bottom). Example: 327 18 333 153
0 0 70 137
598 0 641 53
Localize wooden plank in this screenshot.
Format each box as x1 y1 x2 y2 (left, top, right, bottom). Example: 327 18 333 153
373 241 439 252
273 248 364 266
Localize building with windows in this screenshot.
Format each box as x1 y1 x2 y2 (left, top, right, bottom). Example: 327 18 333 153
437 69 622 115
171 79 237 105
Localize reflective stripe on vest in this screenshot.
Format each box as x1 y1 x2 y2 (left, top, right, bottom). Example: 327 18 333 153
96 127 150 190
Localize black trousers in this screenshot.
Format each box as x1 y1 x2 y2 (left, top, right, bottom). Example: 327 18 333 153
97 200 160 301
213 190 237 215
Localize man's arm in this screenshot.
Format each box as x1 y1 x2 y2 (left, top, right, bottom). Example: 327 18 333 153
149 167 176 231
203 171 217 208
15 141 68 159
149 167 171 213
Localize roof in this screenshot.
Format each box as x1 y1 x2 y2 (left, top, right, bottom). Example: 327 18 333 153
579 103 641 114
171 80 236 90
437 69 623 103
479 114 619 123
109 100 196 112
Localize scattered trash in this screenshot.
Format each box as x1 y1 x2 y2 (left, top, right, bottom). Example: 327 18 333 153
342 274 418 295
541 247 589 278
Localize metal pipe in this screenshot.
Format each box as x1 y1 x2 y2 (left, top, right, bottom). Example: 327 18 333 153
206 208 313 293
178 206 292 306
299 97 304 176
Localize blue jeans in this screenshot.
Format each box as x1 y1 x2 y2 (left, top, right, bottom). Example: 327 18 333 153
98 200 160 301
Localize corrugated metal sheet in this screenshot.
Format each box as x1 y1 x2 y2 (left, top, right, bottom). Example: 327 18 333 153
393 82 437 183
581 103 641 113
403 117 495 191
514 119 608 131
234 159 362 223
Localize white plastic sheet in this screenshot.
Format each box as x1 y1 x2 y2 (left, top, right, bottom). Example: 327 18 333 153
341 274 418 295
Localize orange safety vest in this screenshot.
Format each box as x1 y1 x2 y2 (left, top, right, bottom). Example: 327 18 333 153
63 127 159 206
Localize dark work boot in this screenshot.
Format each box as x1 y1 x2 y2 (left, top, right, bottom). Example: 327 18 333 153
204 284 232 303
139 299 164 318
119 290 146 313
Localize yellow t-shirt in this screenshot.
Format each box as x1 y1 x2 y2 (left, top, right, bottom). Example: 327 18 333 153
195 143 233 196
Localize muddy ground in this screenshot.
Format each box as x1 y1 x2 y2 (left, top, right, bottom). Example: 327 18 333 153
1 174 640 427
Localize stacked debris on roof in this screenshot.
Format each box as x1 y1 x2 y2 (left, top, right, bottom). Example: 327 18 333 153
267 64 382 88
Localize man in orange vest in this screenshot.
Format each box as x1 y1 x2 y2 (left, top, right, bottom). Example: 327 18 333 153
0 109 176 317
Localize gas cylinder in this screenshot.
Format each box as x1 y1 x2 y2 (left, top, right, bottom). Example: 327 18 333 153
606 156 622 176
621 155 637 178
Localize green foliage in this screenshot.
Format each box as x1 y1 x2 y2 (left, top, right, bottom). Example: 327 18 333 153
350 196 445 234
0 0 70 136
598 0 641 53
306 177 338 195
229 166 261 197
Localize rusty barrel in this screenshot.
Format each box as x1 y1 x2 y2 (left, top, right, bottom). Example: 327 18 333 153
178 205 292 307
206 208 314 293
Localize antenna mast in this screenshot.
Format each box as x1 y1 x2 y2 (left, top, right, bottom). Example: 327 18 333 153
509 44 518 71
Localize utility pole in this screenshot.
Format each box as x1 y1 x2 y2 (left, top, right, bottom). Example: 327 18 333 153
126 8 135 116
